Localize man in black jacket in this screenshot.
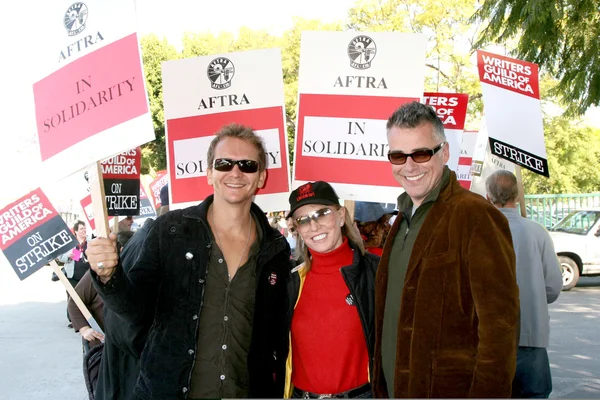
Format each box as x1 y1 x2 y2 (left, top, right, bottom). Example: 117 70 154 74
87 124 292 399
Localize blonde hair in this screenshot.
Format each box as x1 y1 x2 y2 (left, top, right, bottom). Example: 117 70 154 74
297 205 365 272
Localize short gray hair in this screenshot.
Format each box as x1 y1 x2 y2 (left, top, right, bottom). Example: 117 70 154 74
486 170 519 206
386 101 446 142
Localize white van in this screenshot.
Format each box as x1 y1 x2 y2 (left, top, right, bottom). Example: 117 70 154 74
548 209 600 290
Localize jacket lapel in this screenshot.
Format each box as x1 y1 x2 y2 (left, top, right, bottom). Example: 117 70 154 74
403 174 459 283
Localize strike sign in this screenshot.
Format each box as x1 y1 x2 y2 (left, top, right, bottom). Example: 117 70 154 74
0 189 76 280
101 147 141 216
478 51 549 177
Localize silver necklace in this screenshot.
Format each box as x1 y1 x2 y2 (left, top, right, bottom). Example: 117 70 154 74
210 208 253 281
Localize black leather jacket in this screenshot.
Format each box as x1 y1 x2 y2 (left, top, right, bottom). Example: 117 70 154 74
93 196 292 399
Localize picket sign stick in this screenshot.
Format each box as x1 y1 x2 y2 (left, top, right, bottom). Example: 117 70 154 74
50 260 104 334
515 165 527 218
344 200 356 222
113 215 119 234
87 162 111 238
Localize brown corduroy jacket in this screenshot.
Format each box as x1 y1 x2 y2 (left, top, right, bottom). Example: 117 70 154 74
372 172 520 398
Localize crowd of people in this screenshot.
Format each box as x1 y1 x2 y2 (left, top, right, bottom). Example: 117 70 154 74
57 101 562 399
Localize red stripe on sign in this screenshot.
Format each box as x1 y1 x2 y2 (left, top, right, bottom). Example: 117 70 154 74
0 189 58 251
294 94 416 186
34 33 149 161
458 157 473 166
477 50 540 100
167 106 289 205
149 170 168 209
458 180 472 190
102 147 142 179
423 93 469 130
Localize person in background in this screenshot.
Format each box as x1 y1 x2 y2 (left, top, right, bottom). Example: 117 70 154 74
118 216 134 232
353 202 396 256
486 170 562 398
372 101 519 398
158 183 169 216
58 220 90 328
285 181 379 398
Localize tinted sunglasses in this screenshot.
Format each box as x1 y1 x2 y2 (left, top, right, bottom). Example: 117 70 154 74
387 142 446 165
294 207 334 227
213 158 259 173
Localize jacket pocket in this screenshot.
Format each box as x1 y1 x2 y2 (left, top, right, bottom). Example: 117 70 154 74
430 351 475 398
422 250 458 269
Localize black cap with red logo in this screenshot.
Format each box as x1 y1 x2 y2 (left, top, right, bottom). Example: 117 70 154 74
287 181 340 218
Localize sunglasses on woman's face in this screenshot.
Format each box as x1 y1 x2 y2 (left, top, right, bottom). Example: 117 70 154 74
294 207 334 227
387 142 446 165
213 158 260 173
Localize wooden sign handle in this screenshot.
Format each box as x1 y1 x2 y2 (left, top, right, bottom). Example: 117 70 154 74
50 260 103 334
87 162 111 238
515 165 527 218
344 200 356 221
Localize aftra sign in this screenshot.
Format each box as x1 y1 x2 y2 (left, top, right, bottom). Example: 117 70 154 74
163 48 291 211
32 0 154 181
293 31 427 203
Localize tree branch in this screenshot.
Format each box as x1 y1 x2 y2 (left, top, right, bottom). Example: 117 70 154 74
425 63 451 81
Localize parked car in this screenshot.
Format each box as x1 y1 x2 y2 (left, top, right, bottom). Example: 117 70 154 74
526 204 569 229
548 209 600 290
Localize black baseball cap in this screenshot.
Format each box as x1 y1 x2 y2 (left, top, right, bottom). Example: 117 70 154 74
287 181 340 219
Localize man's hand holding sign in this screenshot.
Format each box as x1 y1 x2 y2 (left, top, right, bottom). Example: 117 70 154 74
87 233 119 283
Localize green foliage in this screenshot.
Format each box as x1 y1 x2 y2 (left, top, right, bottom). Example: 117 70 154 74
472 0 600 116
140 34 179 173
523 116 600 194
279 18 343 165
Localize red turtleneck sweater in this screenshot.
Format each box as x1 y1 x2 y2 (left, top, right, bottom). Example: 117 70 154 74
291 238 369 394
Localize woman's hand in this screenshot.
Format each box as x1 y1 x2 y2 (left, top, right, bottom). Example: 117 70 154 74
79 326 105 342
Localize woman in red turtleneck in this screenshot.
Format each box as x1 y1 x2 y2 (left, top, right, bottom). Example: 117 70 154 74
284 181 380 399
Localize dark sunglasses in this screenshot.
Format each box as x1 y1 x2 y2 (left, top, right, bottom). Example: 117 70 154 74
213 158 260 173
294 207 334 227
387 142 447 165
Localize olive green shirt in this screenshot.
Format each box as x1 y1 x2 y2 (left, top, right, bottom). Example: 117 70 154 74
189 222 261 399
382 167 451 396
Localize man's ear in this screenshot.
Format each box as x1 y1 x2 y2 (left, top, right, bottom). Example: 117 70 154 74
257 169 267 189
207 168 213 186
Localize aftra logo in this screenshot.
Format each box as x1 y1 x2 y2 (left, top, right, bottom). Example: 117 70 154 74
347 35 377 70
64 2 88 37
207 57 235 90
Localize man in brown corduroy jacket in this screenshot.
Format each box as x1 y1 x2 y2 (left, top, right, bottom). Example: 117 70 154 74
372 101 520 398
